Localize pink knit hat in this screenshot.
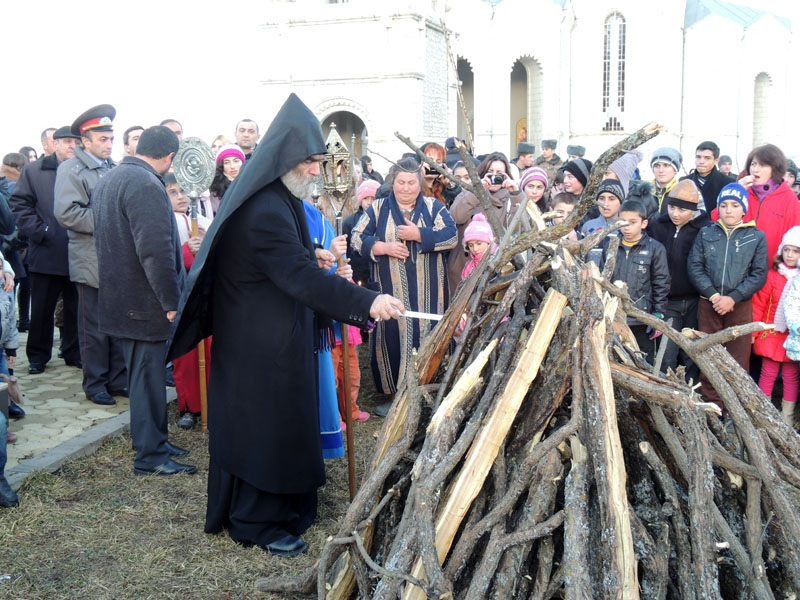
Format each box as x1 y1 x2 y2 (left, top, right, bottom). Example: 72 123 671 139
519 166 549 191
216 144 246 165
357 179 380 203
463 213 494 249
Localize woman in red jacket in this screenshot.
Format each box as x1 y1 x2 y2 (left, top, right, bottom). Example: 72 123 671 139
736 144 800 264
752 227 800 417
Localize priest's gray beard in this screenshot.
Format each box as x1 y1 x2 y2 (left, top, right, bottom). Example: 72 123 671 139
281 167 318 200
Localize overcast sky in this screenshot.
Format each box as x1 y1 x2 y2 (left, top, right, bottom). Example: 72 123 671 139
1 0 797 160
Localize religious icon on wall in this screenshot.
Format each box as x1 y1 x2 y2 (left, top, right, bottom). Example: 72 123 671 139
516 118 528 143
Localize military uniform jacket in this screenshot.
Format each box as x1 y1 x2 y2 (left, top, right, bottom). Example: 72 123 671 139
54 147 115 287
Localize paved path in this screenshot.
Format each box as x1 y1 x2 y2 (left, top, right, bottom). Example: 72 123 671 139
5 331 174 489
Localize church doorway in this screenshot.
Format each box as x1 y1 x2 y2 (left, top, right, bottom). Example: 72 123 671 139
509 56 543 158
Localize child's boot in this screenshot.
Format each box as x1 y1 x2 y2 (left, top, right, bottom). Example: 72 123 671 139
781 400 796 427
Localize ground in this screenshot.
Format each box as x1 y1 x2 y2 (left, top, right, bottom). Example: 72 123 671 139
0 346 384 600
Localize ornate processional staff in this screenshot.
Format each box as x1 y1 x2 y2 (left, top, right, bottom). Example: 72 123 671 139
173 137 215 434
320 123 359 500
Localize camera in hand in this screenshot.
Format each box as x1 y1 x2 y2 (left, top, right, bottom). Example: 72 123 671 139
488 173 506 185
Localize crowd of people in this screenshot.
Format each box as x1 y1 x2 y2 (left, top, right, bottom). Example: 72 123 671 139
1 95 799 559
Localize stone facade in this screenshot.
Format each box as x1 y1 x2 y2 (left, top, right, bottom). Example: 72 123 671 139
258 0 795 178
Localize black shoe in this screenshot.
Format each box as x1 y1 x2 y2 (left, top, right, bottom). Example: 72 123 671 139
177 412 197 430
65 359 82 369
109 388 129 398
0 477 19 508
374 401 392 417
165 441 189 457
86 391 116 406
261 534 308 558
27 362 45 375
134 459 197 476
8 400 25 419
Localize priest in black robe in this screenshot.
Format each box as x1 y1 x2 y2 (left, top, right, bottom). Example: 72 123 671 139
168 94 403 557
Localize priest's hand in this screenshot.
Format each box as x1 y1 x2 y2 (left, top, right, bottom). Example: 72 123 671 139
315 247 336 270
370 294 405 321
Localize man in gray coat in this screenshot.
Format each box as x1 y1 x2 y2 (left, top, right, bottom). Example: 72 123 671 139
93 125 195 476
54 104 127 406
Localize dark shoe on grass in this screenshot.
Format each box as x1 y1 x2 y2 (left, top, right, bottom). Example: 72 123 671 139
0 477 19 508
165 441 189 457
177 412 197 430
261 534 308 558
134 459 197 476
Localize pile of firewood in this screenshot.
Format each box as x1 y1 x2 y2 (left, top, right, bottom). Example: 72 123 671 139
257 125 800 599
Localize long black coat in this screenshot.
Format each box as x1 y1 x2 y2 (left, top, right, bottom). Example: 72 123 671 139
169 94 379 494
92 157 183 342
9 153 70 276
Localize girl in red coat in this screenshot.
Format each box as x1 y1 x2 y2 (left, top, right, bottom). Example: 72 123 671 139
752 226 800 412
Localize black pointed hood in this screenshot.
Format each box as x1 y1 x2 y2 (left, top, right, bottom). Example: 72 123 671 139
167 94 326 360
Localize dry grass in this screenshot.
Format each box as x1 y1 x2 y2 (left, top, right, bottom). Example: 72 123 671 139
0 348 386 600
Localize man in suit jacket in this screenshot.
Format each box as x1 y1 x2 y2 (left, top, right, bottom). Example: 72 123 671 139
10 126 82 374
92 125 195 477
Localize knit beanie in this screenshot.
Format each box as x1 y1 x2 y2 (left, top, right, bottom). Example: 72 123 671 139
596 179 625 204
216 143 246 165
666 179 700 210
650 147 682 173
519 166 549 191
356 179 380 203
779 226 800 256
608 150 642 196
561 158 593 188
717 182 748 213
463 213 494 249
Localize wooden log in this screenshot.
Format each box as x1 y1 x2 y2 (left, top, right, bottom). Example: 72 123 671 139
564 434 593 600
675 404 721 599
400 288 568 600
639 441 696 599
579 267 640 599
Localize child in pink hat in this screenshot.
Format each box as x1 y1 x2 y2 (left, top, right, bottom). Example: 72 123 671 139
461 213 495 281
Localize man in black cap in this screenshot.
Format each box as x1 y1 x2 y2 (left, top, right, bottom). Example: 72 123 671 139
510 141 535 179
54 104 127 406
567 145 586 160
10 126 82 374
93 125 195 476
535 139 563 186
169 94 403 557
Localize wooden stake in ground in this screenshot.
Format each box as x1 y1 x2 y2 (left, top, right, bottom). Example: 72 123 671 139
190 199 209 433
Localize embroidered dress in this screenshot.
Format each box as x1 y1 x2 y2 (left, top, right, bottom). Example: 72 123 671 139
303 201 344 459
352 192 457 394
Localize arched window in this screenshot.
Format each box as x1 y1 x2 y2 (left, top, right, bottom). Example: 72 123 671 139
603 12 626 132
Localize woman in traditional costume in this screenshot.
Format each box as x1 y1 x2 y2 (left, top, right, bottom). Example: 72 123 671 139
352 157 457 407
